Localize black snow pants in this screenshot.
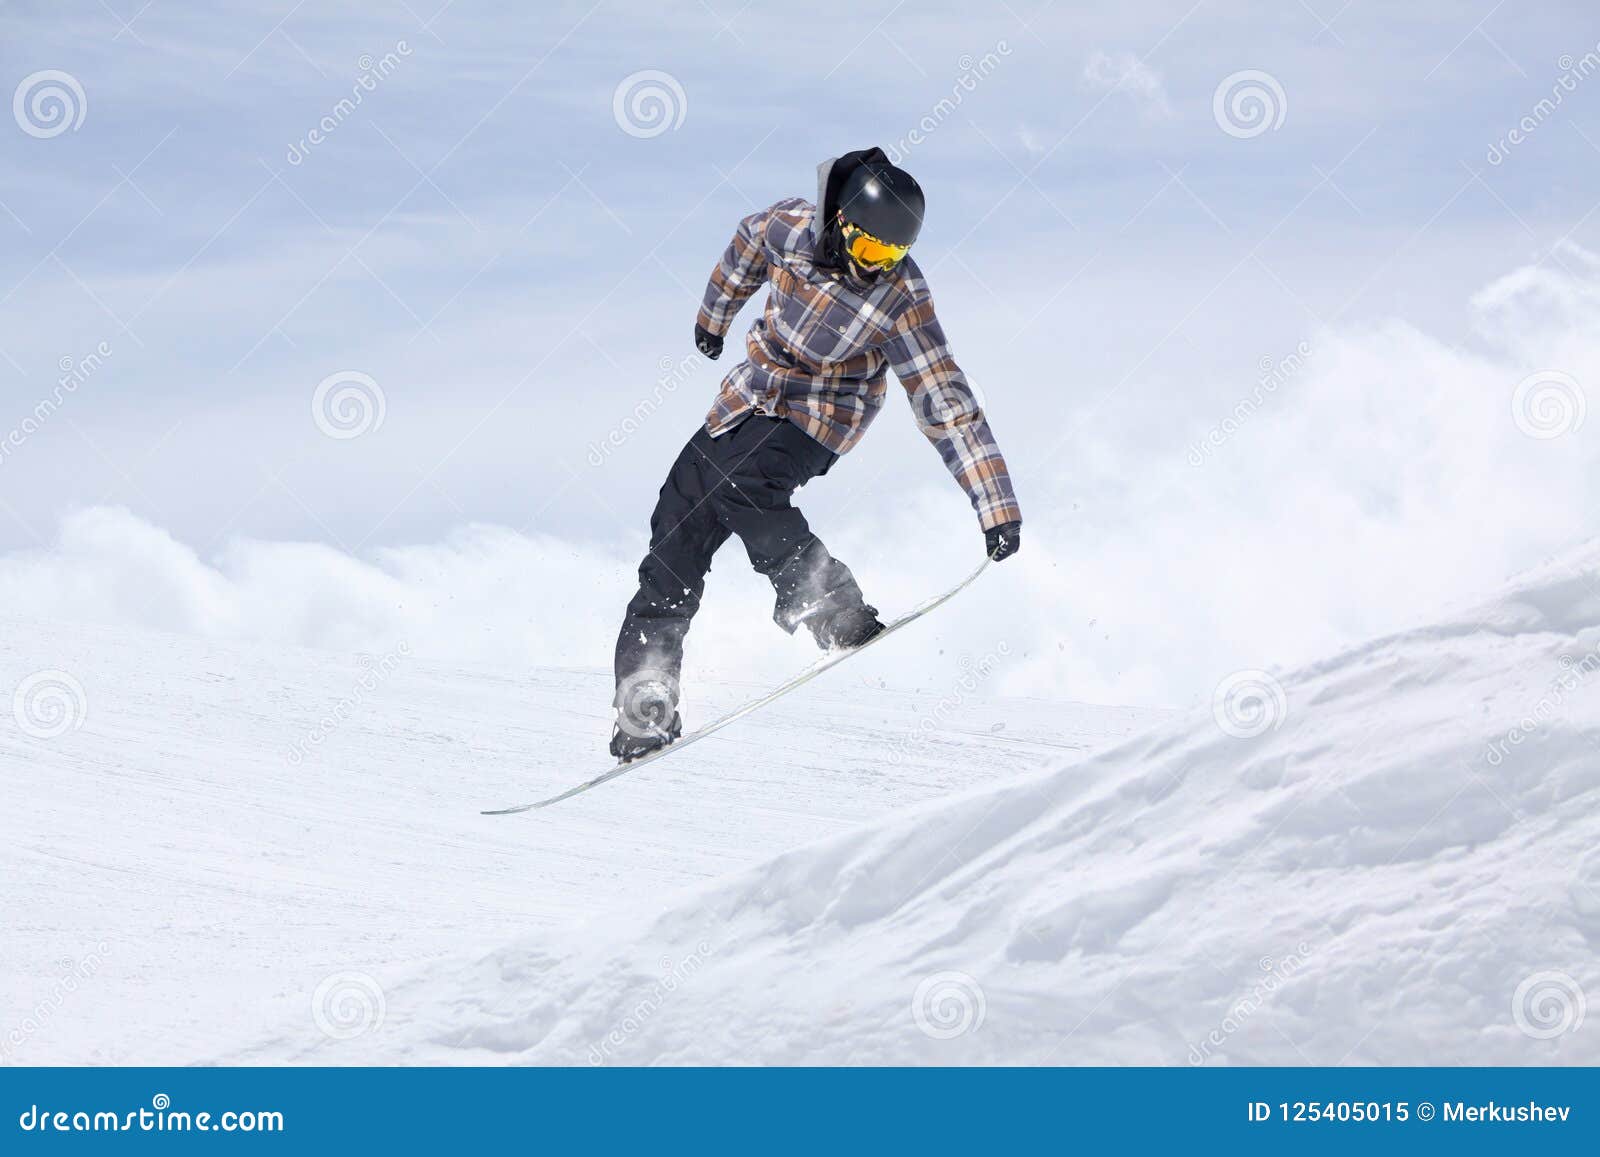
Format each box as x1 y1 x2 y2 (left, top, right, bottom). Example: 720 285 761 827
613 415 867 704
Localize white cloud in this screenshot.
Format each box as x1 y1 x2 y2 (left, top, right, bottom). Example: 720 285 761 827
1014 123 1046 156
1002 242 1600 704
5 248 1600 713
1081 49 1170 116
3 202 1600 710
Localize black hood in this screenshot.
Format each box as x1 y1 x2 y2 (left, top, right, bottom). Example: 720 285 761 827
812 146 891 273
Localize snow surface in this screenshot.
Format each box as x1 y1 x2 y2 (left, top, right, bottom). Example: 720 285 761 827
8 545 1599 1066
0 612 1157 1064
236 546 1600 1065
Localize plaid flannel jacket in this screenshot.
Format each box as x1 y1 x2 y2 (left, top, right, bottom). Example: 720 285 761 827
696 198 1021 531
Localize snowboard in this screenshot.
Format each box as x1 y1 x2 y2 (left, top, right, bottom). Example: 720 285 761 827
482 557 992 815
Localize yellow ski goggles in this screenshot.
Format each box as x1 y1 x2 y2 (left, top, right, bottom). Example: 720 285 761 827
839 218 911 271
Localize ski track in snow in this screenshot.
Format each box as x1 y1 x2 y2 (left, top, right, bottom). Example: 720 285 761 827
0 616 1158 1065
238 547 1600 1066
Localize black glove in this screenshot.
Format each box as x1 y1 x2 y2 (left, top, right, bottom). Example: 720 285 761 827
985 520 1021 562
694 324 723 361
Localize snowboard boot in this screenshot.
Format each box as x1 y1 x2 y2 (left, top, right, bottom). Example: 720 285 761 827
609 678 683 764
806 603 886 651
609 714 682 763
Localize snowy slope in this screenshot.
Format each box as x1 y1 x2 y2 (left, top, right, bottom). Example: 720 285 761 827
253 548 1600 1066
0 614 1159 1065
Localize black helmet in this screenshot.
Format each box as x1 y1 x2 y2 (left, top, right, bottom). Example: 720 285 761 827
837 162 925 248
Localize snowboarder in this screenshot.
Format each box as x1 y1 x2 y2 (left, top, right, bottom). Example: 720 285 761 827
610 147 1022 762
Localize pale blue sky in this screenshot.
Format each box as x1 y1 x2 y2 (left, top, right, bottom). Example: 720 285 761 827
3 1 1600 703
1 0 1594 542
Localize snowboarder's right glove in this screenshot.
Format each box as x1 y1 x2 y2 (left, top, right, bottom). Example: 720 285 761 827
694 324 723 361
985 520 1021 562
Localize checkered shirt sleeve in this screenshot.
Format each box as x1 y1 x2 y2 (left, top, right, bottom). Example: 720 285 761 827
696 204 781 337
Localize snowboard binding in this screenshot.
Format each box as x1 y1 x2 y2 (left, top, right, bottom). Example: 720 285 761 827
609 675 682 764
806 603 886 651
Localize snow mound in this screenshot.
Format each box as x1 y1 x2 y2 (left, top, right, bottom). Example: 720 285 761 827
263 548 1600 1065
0 608 1159 1064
